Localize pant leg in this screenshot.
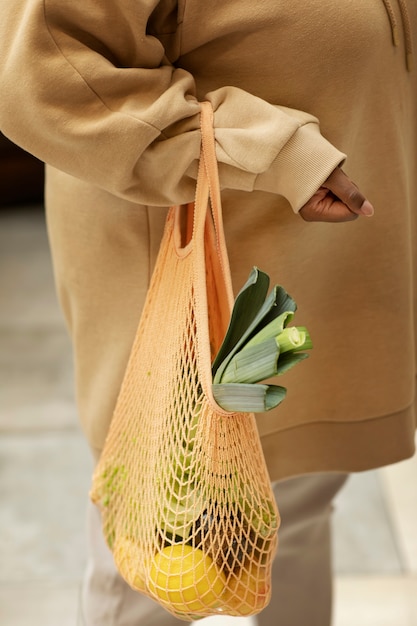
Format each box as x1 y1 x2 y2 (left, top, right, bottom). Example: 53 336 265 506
257 472 348 626
78 501 184 626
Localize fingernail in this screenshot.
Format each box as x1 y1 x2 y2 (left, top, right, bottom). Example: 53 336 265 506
361 201 374 217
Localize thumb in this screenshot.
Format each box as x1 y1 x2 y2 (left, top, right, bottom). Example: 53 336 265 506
323 168 374 217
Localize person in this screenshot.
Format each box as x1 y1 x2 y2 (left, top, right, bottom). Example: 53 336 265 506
0 1 416 625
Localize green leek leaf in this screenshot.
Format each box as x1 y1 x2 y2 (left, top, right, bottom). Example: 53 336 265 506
212 267 270 377
212 382 287 412
213 285 285 384
244 311 294 348
276 351 309 375
259 285 297 329
220 337 280 385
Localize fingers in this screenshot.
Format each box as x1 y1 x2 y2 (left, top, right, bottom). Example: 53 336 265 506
299 196 360 222
323 168 374 217
299 167 375 223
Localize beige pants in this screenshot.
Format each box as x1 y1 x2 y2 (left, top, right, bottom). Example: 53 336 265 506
78 472 348 626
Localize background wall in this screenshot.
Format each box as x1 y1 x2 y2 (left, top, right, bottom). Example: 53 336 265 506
0 133 44 206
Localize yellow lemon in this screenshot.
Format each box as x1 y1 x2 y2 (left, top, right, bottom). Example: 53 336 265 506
148 544 226 614
113 536 147 592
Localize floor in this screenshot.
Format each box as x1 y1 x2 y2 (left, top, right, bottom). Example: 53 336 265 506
1 205 416 626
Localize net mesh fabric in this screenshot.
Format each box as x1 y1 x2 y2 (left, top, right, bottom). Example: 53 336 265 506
90 103 279 621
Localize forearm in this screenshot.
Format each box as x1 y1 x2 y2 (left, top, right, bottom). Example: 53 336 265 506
0 0 345 210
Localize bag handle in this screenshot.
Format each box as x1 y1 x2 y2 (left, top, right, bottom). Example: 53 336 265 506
172 100 234 322
194 102 235 367
173 102 221 254
198 102 225 249
172 102 235 407
193 102 231 281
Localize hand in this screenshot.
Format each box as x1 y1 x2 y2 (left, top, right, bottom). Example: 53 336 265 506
299 167 374 222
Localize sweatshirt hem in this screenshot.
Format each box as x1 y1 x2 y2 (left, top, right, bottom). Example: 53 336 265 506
260 404 416 482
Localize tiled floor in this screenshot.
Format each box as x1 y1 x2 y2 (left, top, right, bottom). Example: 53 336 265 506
1 206 416 626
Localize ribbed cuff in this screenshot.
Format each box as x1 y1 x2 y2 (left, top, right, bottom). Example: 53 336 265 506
254 122 346 212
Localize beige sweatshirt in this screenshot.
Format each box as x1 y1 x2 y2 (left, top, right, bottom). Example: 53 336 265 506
0 0 415 479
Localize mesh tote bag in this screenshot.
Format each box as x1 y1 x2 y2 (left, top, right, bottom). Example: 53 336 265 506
90 102 279 621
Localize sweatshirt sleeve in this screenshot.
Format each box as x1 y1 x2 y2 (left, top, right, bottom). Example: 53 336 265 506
0 0 345 212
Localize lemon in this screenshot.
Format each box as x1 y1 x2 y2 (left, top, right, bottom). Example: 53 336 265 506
113 536 147 592
148 544 226 614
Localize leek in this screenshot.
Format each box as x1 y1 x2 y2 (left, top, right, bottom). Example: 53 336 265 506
212 267 312 413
